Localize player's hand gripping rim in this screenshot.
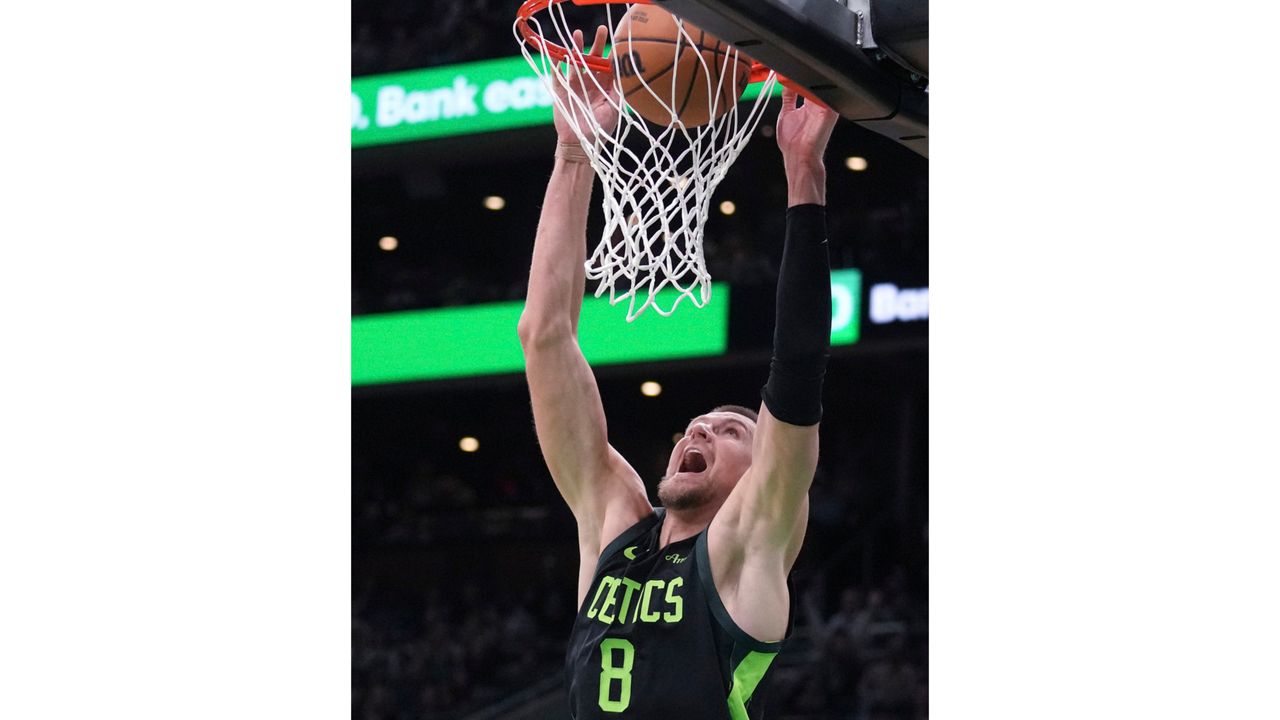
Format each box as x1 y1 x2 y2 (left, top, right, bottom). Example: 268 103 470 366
776 86 839 169
552 25 621 145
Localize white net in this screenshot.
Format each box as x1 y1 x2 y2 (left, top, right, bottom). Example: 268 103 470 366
515 1 777 320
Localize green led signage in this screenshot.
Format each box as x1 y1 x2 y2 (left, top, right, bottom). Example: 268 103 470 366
352 286 731 386
352 55 782 148
830 269 862 345
352 273 863 386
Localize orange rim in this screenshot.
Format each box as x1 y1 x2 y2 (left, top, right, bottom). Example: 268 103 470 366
515 0 640 72
515 0 826 107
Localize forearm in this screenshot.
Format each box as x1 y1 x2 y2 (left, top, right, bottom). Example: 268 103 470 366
518 147 616 507
761 204 831 426
734 207 829 557
519 146 595 342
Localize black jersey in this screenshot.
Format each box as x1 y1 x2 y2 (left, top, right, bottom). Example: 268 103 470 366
565 509 789 719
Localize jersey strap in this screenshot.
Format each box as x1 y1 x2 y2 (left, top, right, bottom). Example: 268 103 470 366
593 508 664 577
694 530 787 719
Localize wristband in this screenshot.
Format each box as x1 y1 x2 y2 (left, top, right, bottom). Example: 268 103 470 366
555 142 591 163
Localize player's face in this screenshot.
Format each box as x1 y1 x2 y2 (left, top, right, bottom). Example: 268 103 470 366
658 412 756 511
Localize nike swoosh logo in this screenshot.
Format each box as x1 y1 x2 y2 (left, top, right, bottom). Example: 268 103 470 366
623 546 638 560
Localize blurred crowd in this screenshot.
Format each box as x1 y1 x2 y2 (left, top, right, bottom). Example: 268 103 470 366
774 568 928 720
353 457 567 548
354 0 501 75
353 0 636 76
353 580 573 720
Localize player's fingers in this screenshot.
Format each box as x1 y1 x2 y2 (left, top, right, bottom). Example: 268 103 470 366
806 95 837 124
590 25 607 57
780 86 798 110
566 29 590 81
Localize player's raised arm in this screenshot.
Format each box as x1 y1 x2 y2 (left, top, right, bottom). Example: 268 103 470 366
716 89 839 571
517 28 649 541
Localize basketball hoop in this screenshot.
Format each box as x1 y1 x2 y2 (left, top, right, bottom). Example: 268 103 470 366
515 0 779 320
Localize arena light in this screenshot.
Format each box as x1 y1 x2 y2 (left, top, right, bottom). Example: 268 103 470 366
483 195 506 211
641 381 662 397
459 436 479 452
845 156 868 172
718 201 736 216
378 236 398 251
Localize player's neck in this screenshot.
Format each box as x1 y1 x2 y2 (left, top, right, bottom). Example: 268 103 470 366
658 505 717 547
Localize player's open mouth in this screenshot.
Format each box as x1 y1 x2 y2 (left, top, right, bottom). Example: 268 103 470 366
678 448 708 474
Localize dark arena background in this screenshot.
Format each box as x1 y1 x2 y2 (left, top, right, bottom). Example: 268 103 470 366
352 1 929 718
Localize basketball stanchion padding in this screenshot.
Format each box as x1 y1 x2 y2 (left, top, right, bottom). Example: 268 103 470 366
515 0 779 321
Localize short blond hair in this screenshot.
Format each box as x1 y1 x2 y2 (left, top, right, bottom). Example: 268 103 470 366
711 404 758 423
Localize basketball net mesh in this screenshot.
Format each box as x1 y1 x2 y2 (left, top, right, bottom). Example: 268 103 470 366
516 2 777 320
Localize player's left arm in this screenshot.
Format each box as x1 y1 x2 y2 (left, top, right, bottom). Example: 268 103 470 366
709 92 838 638
737 88 838 552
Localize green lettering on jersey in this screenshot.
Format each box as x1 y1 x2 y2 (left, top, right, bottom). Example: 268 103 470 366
586 577 614 620
590 576 686 626
616 578 643 624
639 580 663 623
663 576 684 623
598 638 635 712
597 576 621 624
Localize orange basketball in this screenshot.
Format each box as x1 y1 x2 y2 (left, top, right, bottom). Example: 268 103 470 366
611 5 753 127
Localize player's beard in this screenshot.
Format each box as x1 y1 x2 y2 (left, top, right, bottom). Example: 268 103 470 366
657 473 715 511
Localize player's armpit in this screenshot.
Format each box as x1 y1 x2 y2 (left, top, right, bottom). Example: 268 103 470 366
703 510 796 643
704 404 817 638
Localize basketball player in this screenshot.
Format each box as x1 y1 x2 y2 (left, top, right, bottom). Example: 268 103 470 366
517 26 839 718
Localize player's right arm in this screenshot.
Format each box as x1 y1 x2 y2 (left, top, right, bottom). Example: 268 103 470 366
517 28 651 589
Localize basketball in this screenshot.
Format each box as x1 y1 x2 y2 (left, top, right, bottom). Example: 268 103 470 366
611 5 753 127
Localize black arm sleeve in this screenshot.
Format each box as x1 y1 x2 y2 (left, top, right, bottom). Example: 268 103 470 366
761 204 832 426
